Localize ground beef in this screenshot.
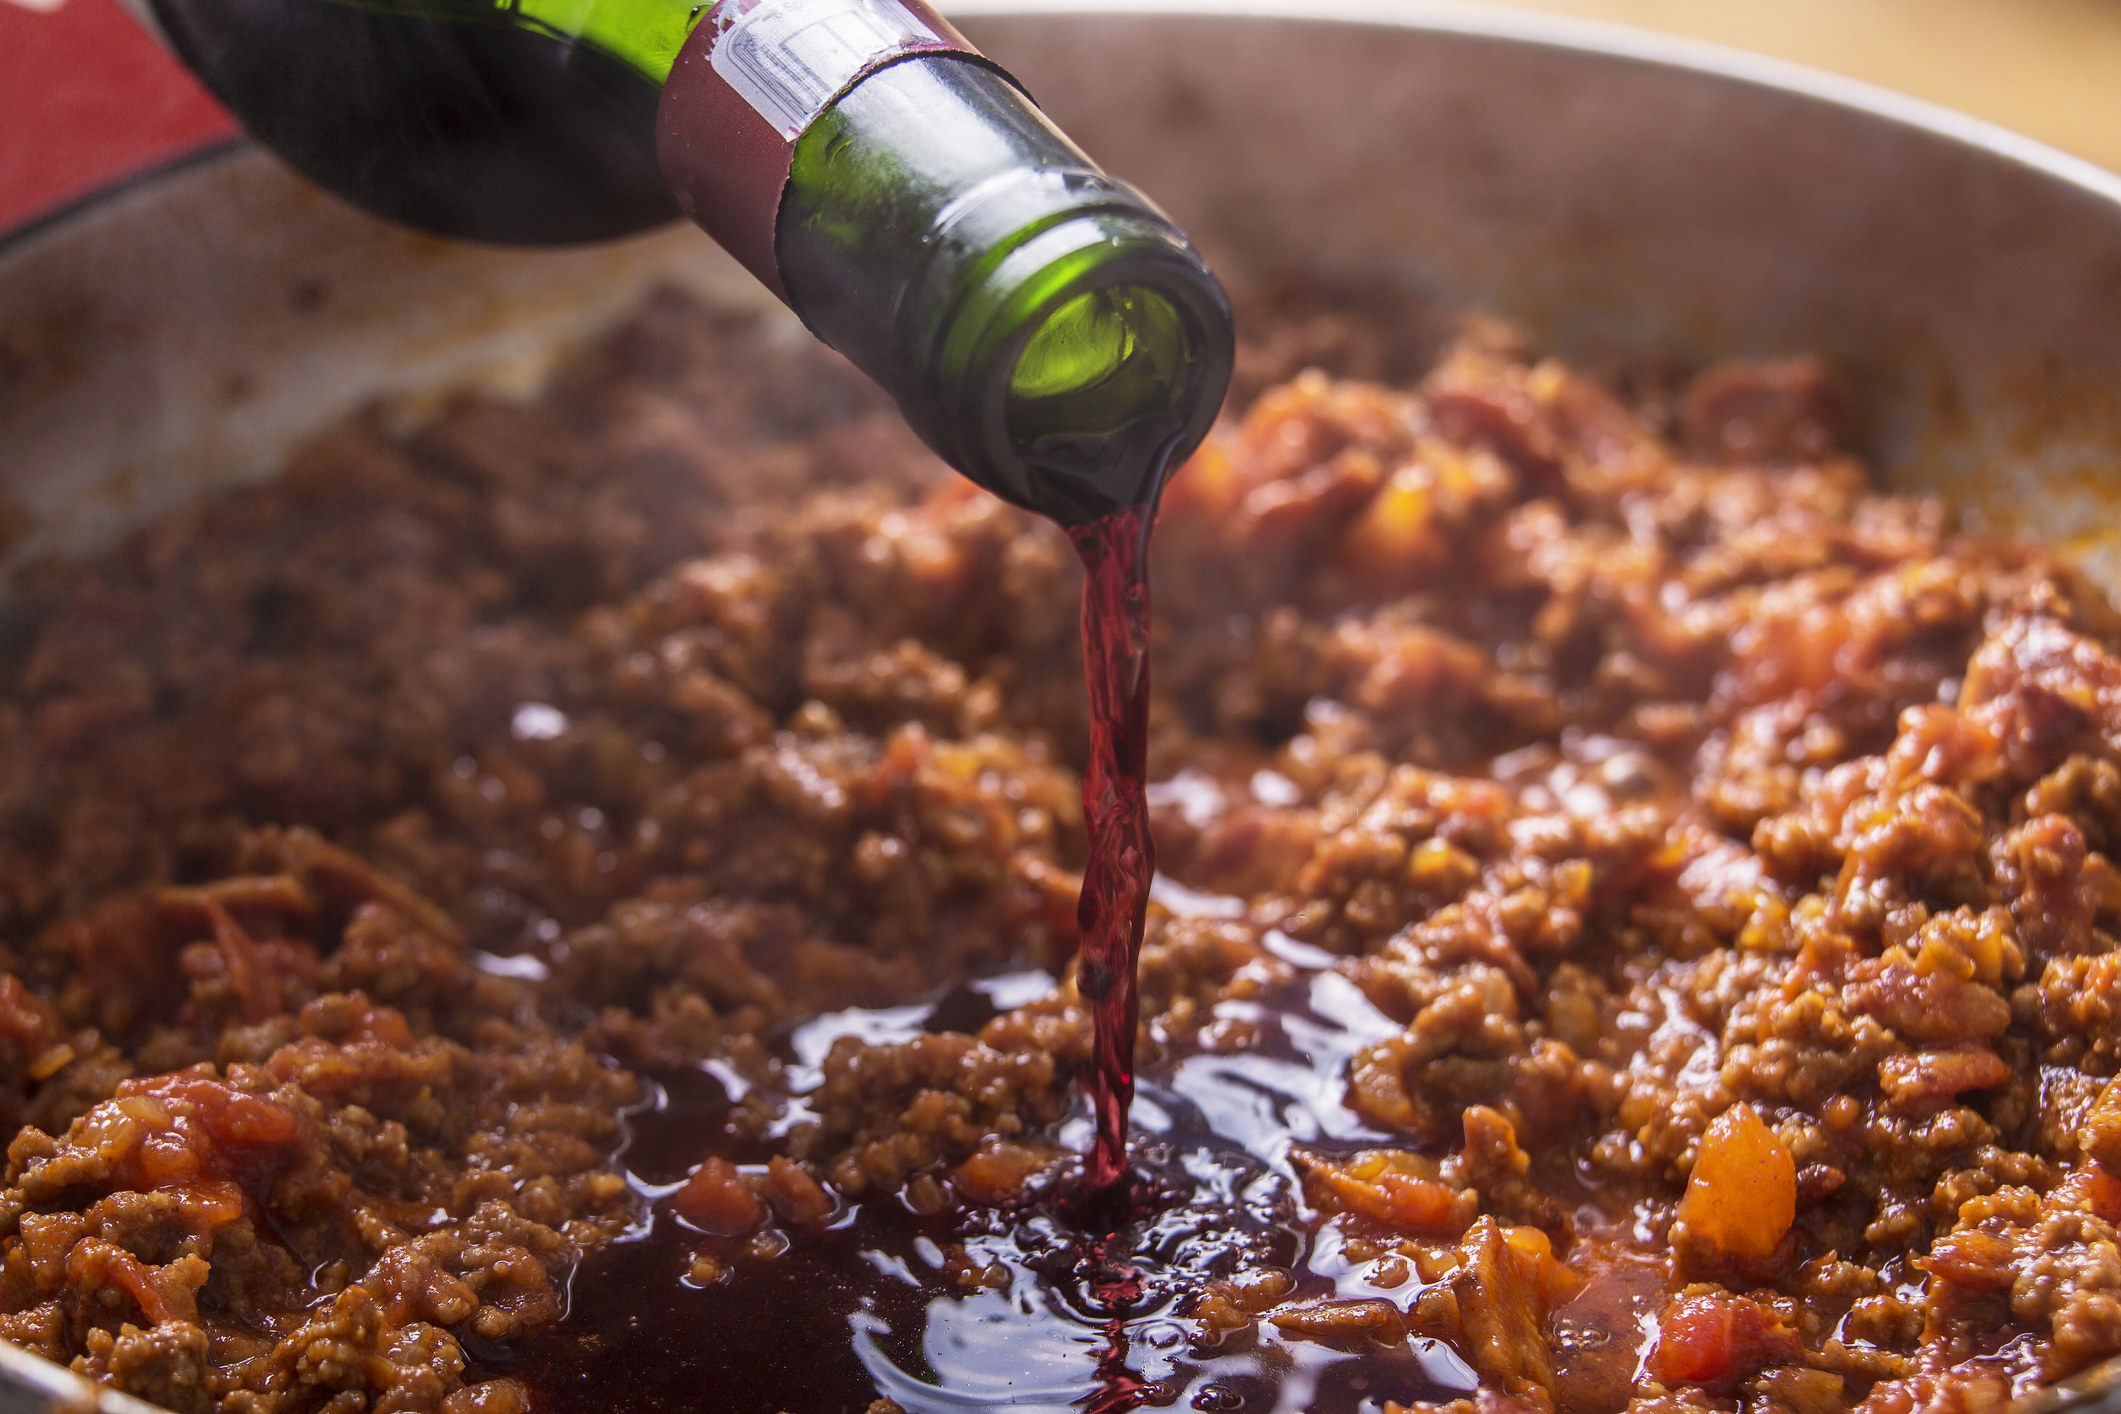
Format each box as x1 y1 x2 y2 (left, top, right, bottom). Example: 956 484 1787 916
0 278 2115 1414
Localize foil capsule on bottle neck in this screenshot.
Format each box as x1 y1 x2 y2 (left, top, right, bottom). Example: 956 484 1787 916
655 0 984 299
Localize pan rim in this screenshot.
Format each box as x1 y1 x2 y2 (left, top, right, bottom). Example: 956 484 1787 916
7 2 2118 261
3 8 2120 1413
0 135 249 258
945 0 2121 213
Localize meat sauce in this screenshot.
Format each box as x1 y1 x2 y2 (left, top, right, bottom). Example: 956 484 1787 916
1 285 2119 1414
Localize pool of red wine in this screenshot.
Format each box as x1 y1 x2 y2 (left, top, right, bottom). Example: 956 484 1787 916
489 930 1484 1413
487 504 1484 1411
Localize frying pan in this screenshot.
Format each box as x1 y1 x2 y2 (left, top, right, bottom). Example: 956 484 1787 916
2 3 2120 1409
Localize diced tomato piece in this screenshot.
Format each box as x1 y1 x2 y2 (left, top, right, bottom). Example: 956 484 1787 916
1650 1293 1800 1389
673 1157 765 1236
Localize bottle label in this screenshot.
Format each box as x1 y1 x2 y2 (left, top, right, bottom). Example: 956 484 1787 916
659 0 984 298
708 0 944 140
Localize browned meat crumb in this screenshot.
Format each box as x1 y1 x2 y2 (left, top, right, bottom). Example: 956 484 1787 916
0 281 2117 1413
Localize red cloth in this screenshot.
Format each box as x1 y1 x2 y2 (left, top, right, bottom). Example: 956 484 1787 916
0 0 237 234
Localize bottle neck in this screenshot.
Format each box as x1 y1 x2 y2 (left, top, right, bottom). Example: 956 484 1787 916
665 45 1232 523
656 0 983 297
786 61 1232 523
915 187 1229 521
658 3 1234 521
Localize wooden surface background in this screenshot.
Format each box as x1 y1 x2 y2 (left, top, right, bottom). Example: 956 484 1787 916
1484 0 2121 175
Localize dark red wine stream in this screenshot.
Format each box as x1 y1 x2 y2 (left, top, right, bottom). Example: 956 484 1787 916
1066 502 1157 1197
487 478 1491 1412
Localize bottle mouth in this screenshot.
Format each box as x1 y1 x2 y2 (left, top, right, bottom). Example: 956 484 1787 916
1009 284 1188 450
930 208 1235 525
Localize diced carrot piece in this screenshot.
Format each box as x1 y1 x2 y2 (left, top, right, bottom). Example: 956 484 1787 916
1676 1103 1795 1261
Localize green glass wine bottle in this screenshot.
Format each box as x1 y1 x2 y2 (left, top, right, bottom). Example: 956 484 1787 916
127 0 1234 521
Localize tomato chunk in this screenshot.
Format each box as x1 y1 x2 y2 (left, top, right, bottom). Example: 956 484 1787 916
1650 1293 1801 1389
673 1157 765 1236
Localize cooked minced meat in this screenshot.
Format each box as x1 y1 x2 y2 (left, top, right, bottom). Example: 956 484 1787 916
0 282 2115 1414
